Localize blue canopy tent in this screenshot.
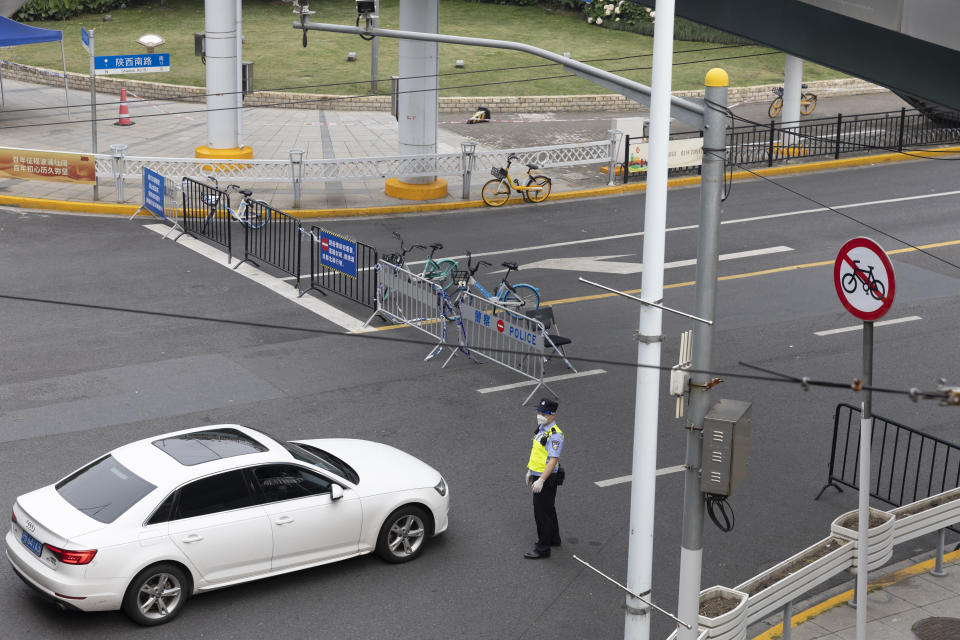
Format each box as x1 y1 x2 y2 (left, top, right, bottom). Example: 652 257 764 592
0 15 70 114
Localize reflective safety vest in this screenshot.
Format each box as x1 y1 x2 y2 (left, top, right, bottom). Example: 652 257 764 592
527 423 563 473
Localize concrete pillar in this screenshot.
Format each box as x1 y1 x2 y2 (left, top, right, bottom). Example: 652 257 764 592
385 0 447 200
782 55 803 129
196 0 253 160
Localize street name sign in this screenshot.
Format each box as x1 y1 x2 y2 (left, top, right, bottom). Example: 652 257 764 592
833 237 896 321
94 53 170 75
80 27 90 54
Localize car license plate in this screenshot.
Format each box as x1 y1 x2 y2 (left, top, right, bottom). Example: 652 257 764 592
20 530 43 557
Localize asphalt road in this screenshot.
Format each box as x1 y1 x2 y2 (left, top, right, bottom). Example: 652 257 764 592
2 154 960 638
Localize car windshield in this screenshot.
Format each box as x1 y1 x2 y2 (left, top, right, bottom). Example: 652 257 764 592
283 441 360 485
56 455 156 523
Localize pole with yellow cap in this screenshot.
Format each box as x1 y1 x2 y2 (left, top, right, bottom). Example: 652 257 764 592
675 67 729 640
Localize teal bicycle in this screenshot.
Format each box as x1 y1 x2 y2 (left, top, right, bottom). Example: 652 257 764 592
420 242 459 289
441 251 541 321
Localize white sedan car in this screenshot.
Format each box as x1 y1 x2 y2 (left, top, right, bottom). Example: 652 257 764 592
5 425 449 626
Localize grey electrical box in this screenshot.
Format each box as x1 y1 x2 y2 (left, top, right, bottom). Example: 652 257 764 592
194 32 205 57
700 399 752 497
241 61 254 96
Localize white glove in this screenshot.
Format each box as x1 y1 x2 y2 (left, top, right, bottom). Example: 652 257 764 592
525 470 532 486
532 477 545 493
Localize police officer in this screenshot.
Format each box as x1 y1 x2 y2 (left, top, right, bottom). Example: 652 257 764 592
524 397 564 559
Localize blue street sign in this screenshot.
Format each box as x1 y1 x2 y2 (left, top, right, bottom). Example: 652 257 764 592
80 28 90 54
94 53 170 75
318 229 358 278
142 168 166 219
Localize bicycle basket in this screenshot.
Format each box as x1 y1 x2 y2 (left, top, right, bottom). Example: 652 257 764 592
491 167 507 180
451 270 471 288
383 253 403 266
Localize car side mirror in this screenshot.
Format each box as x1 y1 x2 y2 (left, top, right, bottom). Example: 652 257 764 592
330 484 344 501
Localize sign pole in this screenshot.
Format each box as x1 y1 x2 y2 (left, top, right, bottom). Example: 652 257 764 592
87 29 98 201
856 320 873 640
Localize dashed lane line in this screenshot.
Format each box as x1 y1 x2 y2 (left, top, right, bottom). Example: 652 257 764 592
476 369 606 394
594 465 685 487
813 315 922 336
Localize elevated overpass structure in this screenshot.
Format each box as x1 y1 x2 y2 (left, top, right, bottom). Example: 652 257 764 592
637 0 960 114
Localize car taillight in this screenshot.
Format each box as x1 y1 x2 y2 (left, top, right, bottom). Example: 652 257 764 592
11 509 17 525
44 545 97 565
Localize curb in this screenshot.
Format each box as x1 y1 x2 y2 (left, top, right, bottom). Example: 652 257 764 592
750 548 960 640
2 145 959 218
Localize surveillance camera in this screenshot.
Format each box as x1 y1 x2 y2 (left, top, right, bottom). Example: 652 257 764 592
356 0 376 15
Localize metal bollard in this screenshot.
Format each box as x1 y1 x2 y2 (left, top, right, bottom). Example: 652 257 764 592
391 75 399 120
930 528 948 577
460 141 476 200
607 129 621 186
110 143 128 203
289 149 305 209
781 600 792 640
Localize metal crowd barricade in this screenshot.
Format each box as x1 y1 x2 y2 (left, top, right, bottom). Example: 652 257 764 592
309 227 378 308
238 200 302 289
446 289 551 405
364 261 449 358
816 403 960 534
180 176 231 256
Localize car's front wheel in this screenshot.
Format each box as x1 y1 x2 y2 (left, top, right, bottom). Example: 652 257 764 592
122 562 190 626
375 505 429 563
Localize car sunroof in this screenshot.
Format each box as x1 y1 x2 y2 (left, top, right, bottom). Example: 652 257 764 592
152 428 269 466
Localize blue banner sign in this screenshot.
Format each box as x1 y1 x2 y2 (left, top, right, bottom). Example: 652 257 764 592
80 28 90 54
95 53 170 75
143 167 166 219
318 229 358 278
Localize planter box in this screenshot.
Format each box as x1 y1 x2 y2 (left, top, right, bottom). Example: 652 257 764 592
697 586 749 640
891 487 960 545
736 536 854 624
831 508 895 573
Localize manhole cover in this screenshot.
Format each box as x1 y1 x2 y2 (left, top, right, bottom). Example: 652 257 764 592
912 617 960 640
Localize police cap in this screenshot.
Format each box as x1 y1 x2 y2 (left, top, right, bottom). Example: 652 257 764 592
536 398 559 414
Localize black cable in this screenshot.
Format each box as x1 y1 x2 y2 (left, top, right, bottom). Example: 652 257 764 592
705 494 735 532
0 288 952 402
0 43 759 117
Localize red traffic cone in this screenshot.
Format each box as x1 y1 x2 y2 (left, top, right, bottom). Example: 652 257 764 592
115 86 134 126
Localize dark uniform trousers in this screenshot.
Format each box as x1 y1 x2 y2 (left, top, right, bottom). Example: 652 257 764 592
532 475 561 554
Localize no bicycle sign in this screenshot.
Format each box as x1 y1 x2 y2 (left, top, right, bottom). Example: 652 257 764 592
833 237 896 321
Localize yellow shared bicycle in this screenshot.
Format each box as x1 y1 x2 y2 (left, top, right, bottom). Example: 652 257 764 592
481 153 552 207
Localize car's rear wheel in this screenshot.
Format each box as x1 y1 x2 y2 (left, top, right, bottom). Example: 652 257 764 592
375 505 429 563
122 562 190 626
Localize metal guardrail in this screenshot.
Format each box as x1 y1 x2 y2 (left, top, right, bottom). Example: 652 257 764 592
180 177 232 255
239 200 302 288
364 261 451 358
309 227 378 309
817 403 960 519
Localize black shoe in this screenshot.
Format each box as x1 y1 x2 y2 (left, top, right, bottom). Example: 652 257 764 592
524 549 550 559
550 540 562 547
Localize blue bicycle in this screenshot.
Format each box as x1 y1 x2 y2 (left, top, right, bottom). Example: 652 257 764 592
442 251 541 320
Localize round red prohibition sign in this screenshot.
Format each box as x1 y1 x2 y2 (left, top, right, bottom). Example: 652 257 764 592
496 319 505 333
321 237 329 252
833 237 896 321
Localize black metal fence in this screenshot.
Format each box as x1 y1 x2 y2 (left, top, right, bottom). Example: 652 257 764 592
240 201 302 288
728 107 960 169
309 226 379 309
181 177 232 253
817 403 960 516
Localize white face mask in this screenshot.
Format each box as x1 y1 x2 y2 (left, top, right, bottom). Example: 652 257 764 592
536 414 550 425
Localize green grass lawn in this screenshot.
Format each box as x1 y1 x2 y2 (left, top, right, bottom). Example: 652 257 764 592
1 0 844 96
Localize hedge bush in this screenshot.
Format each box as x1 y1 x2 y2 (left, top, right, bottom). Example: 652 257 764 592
15 0 129 21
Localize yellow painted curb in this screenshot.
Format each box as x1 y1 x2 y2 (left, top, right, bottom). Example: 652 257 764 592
384 178 448 200
751 549 960 640
3 145 959 217
194 145 254 159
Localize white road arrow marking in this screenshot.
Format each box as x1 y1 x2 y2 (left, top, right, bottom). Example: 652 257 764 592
518 246 794 274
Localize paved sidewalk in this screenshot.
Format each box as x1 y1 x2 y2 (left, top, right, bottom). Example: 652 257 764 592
748 549 960 640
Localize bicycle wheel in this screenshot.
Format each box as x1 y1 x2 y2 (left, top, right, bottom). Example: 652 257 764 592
481 179 510 207
503 284 540 314
427 259 458 289
246 204 269 230
768 97 783 119
868 279 886 301
525 176 552 203
841 272 858 294
801 93 817 116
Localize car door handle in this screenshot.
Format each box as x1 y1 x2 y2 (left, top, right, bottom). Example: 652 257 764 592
181 534 204 543
274 515 294 525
